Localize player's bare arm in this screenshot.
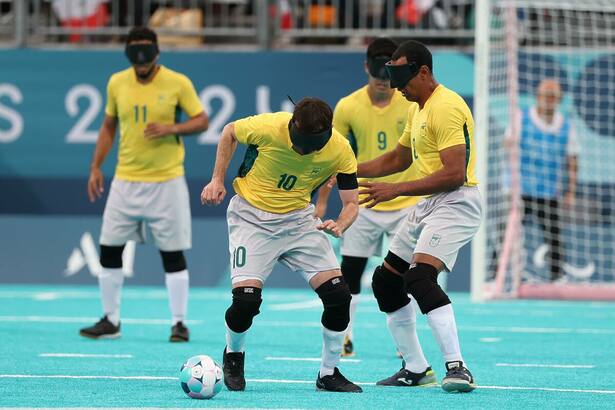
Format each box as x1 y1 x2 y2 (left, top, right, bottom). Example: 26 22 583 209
359 144 466 208
313 176 336 218
88 115 118 203
317 174 359 238
145 111 209 140
201 123 238 206
565 155 578 208
357 142 413 178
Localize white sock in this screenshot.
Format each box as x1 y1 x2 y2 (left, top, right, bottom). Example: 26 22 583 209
165 270 189 324
98 267 124 326
427 304 463 363
320 326 345 377
347 294 360 339
225 323 247 353
386 302 430 373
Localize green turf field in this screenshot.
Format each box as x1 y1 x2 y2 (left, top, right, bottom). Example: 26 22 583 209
1 284 614 409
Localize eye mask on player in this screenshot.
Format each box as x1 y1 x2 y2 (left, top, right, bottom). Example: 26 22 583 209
125 43 159 65
288 121 332 154
385 61 420 89
367 56 391 80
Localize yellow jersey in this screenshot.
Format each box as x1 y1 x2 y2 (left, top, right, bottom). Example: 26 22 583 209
233 112 357 214
398 85 478 187
105 65 204 182
334 86 421 211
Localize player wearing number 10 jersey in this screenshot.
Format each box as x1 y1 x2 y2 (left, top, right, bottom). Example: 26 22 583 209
201 97 362 393
79 27 208 343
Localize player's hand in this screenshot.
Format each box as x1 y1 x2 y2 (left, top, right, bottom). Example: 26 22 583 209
325 175 336 189
201 179 226 206
317 219 343 238
144 123 175 140
358 181 400 208
87 167 104 203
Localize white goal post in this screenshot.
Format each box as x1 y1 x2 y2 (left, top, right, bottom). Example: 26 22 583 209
473 0 615 301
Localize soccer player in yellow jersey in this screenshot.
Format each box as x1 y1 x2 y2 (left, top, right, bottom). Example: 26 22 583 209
201 98 362 393
79 27 208 343
315 38 421 357
358 40 481 392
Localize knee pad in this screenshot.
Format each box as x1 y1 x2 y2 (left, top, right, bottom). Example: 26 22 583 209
371 264 411 313
404 263 450 314
100 245 124 269
225 287 262 333
160 250 187 273
341 256 368 294
384 251 410 274
315 277 351 332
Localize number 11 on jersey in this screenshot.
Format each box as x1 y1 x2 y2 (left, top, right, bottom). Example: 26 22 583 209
134 105 147 123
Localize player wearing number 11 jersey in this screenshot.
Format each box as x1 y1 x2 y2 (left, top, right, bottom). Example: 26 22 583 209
201 97 361 393
79 27 208 343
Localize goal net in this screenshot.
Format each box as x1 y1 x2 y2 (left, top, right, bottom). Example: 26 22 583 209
473 0 615 300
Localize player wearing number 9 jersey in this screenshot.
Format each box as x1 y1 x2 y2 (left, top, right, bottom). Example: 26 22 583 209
79 27 208 343
315 37 421 358
201 97 362 393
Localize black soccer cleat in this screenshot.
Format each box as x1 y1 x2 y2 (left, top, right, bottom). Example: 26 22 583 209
342 335 355 357
79 316 121 339
223 347 246 391
441 361 476 393
169 321 190 342
376 366 437 387
316 367 362 393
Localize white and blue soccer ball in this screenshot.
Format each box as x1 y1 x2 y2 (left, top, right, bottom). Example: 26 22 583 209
180 355 223 399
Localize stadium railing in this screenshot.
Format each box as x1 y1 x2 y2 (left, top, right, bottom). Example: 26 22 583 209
0 0 475 49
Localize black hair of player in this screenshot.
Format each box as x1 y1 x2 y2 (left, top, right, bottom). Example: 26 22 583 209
291 97 333 135
392 40 433 73
366 37 398 59
126 26 158 45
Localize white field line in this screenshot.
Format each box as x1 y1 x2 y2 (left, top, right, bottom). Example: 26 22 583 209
39 353 133 359
496 363 595 369
268 299 322 311
265 356 361 363
1 374 614 394
0 316 202 325
258 320 615 335
479 337 502 343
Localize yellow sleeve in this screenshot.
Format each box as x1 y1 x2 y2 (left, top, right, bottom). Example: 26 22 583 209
398 104 416 148
178 75 204 117
337 141 358 174
104 77 117 117
432 103 467 151
332 99 351 138
233 114 268 146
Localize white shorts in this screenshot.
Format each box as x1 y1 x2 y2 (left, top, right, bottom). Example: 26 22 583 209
100 176 191 251
227 195 340 285
340 207 410 258
389 186 482 272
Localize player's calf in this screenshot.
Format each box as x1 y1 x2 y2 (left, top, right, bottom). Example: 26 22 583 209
222 286 262 391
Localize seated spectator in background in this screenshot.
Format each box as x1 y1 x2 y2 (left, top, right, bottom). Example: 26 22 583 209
50 0 109 43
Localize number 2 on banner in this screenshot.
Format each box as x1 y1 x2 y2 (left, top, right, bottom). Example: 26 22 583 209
65 84 102 143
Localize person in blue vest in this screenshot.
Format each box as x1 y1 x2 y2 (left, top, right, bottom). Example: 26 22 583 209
510 78 578 281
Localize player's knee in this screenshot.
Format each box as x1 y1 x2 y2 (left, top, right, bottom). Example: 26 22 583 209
315 277 351 332
404 263 450 314
100 245 124 269
371 264 411 313
225 287 262 333
341 256 368 294
159 250 187 273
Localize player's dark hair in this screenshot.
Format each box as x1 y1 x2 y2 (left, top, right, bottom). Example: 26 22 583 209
126 26 158 45
292 97 333 135
392 40 433 72
367 37 397 59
